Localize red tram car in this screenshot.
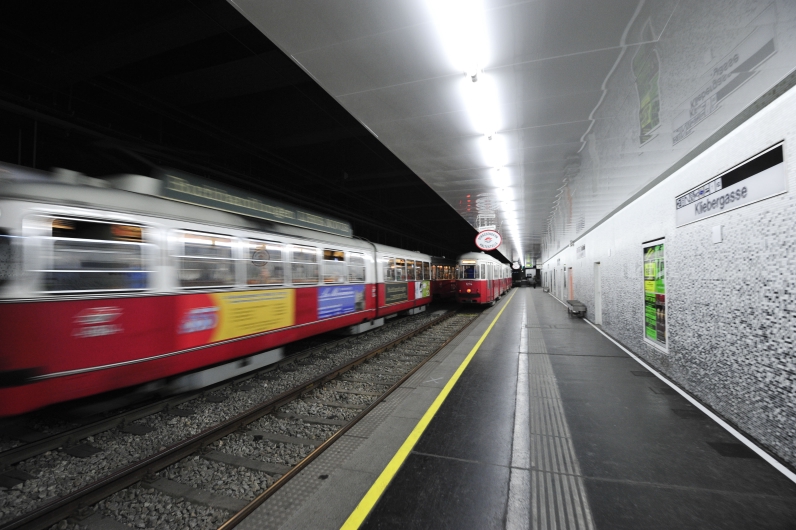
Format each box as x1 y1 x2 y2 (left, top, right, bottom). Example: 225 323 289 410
455 252 511 305
0 166 434 416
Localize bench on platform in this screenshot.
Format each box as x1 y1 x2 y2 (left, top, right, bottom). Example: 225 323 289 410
566 300 587 317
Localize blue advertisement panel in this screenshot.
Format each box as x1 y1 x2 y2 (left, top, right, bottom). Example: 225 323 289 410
318 285 366 319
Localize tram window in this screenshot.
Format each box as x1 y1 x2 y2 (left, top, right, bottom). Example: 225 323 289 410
480 264 486 279
0 230 20 287
246 240 283 286
323 249 346 284
461 265 476 279
406 260 416 281
291 245 319 284
423 261 430 280
394 258 406 281
349 253 366 283
176 232 235 288
385 258 395 281
39 217 150 292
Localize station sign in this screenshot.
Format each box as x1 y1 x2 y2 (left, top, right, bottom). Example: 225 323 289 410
675 143 786 227
475 230 502 251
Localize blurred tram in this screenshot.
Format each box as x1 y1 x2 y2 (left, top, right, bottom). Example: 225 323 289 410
0 166 435 416
430 256 456 301
455 252 511 305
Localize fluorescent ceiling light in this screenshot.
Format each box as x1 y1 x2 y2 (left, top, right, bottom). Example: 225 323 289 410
495 186 508 200
492 166 509 187
483 133 506 168
463 73 500 136
427 0 488 77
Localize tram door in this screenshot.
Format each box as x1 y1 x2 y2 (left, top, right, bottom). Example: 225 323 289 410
594 262 602 324
568 267 574 300
485 263 493 298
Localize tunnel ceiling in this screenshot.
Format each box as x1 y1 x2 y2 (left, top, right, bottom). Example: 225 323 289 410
230 0 796 264
0 0 481 258
2 1 796 264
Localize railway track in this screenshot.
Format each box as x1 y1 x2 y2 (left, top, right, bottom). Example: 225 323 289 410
0 309 478 530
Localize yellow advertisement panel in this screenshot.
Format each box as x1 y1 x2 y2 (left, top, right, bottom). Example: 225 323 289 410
210 289 295 341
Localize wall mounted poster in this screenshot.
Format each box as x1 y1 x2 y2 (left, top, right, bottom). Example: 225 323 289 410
643 243 666 349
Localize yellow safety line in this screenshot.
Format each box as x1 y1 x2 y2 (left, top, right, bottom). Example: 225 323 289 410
341 290 517 529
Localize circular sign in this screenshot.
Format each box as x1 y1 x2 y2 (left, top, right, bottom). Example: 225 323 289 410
511 262 521 270
475 230 502 251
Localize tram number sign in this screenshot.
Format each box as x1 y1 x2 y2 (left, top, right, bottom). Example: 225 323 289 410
475 230 502 251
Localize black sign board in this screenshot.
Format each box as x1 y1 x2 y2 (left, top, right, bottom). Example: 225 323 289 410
384 283 408 305
154 168 352 237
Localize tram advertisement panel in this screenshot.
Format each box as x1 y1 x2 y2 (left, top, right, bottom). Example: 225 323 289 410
384 282 408 304
318 285 365 319
643 244 666 348
415 281 430 299
177 289 295 348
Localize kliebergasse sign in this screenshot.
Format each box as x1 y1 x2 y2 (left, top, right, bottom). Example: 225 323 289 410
475 230 502 250
675 143 786 227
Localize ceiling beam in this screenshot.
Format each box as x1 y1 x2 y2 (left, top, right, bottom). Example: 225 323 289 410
139 51 309 105
23 2 247 89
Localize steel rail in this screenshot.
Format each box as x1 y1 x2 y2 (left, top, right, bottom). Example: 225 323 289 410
217 311 475 529
0 310 457 530
0 334 354 469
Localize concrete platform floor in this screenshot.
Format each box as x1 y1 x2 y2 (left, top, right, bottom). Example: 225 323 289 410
239 288 796 530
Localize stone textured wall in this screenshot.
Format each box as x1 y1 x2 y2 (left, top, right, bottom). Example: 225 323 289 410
542 84 796 467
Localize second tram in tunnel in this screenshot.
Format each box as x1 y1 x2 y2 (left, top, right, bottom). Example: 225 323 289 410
455 252 511 305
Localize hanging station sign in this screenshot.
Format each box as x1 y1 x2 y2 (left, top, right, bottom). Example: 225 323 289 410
675 143 786 227
474 230 502 251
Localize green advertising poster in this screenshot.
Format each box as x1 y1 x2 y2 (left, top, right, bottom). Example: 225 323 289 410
643 243 666 346
414 281 430 299
632 22 661 145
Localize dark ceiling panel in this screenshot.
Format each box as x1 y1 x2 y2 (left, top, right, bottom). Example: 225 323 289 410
0 0 480 257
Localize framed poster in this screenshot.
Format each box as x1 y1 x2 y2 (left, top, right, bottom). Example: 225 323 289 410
643 239 667 351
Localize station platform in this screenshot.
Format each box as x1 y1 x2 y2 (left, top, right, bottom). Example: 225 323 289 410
238 288 796 530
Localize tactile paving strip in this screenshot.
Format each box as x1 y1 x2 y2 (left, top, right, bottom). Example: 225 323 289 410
239 435 365 530
347 388 414 439
509 291 596 530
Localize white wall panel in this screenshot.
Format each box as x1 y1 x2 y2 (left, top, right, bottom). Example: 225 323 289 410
543 83 796 467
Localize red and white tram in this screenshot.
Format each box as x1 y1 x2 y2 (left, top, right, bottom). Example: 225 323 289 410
0 167 434 416
455 252 511 305
430 256 457 301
